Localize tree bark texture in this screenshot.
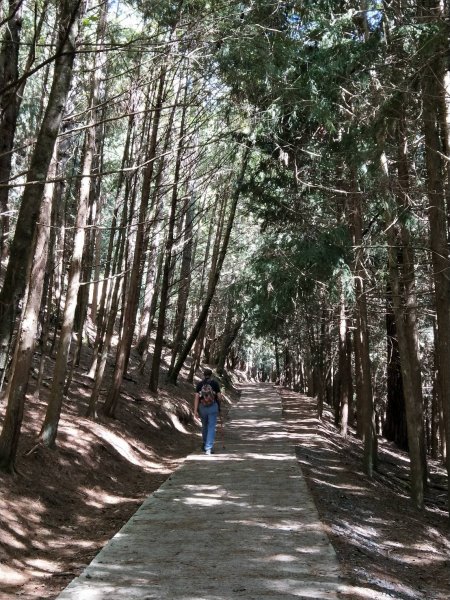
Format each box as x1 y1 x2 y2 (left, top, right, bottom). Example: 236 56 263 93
0 0 22 260
350 167 376 476
0 0 81 389
383 293 408 451
0 149 55 471
39 4 107 445
419 0 450 510
169 193 195 372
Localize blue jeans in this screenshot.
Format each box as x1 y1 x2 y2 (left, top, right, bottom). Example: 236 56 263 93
198 402 219 451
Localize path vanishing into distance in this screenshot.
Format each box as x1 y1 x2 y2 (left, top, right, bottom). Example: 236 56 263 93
56 384 344 599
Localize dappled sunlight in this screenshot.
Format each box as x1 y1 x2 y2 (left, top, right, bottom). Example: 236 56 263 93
381 445 411 466
309 479 368 494
167 412 190 433
0 352 200 599
93 427 163 470
352 568 422 599
26 558 62 576
59 420 165 470
20 382 445 600
427 526 450 550
180 495 225 508
80 487 137 508
1 497 46 551
0 564 28 586
339 520 380 541
53 384 344 599
280 388 450 599
339 582 414 599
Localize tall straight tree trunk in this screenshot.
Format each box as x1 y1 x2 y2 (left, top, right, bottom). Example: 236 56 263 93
148 78 188 393
39 133 93 446
136 83 178 356
167 145 251 385
385 228 427 508
380 117 427 506
87 103 137 377
103 66 168 414
384 288 408 450
338 284 352 437
187 213 216 382
0 0 49 262
349 166 376 476
419 0 450 511
138 236 166 372
187 191 229 382
71 3 108 372
169 193 195 372
136 216 161 355
388 115 425 461
87 227 126 418
0 0 22 261
0 0 81 389
39 5 108 445
194 191 229 373
167 130 202 369
385 213 427 507
216 292 242 376
217 317 242 376
87 203 127 380
0 150 55 471
35 116 72 391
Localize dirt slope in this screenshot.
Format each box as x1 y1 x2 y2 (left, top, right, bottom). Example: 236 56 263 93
0 350 203 600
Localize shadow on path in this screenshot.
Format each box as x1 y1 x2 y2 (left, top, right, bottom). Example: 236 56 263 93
56 384 343 600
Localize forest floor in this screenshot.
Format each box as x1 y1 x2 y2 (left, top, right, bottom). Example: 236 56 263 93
0 352 449 599
281 388 450 600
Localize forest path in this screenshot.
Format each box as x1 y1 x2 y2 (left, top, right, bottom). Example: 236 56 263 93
56 383 343 599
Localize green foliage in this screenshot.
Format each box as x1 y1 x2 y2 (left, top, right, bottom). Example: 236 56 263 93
240 218 350 340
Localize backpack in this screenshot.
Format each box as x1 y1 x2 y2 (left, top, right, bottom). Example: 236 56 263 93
199 382 216 406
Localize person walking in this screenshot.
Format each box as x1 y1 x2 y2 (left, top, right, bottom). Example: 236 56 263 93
194 368 222 454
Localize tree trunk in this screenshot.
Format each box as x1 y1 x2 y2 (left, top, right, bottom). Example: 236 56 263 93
87 229 126 418
379 120 427 506
385 227 427 507
39 5 108 445
103 68 168 414
383 289 408 450
167 144 251 385
338 285 351 437
39 130 93 445
216 294 242 376
169 193 195 372
0 0 81 389
419 1 450 510
350 166 376 476
0 0 49 263
72 5 108 370
0 0 22 261
138 234 166 373
136 89 178 356
149 79 188 393
0 149 54 471
87 104 137 378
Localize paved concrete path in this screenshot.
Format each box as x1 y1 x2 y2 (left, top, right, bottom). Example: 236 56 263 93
56 384 343 599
